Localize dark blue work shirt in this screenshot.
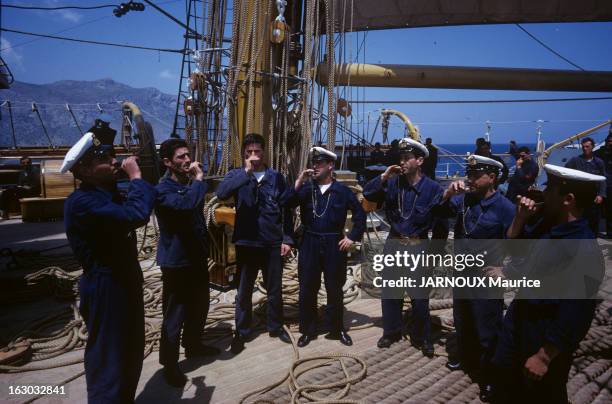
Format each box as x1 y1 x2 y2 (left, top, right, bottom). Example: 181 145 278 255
594 146 612 188
507 158 539 200
285 180 366 241
504 218 602 355
437 190 515 240
155 176 208 268
565 155 606 197
64 179 155 281
216 167 293 248
363 174 443 239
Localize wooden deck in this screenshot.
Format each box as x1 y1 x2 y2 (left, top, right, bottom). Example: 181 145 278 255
1 217 611 403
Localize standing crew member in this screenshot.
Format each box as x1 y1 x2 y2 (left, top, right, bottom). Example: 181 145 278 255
216 134 293 354
594 131 612 237
287 146 366 347
506 146 539 203
62 118 155 403
565 137 606 234
423 138 438 180
156 139 220 387
493 164 605 403
363 138 443 356
435 154 515 402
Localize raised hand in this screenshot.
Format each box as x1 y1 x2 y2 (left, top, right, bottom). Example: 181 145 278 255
295 169 314 190
381 165 402 182
121 156 142 180
189 161 204 181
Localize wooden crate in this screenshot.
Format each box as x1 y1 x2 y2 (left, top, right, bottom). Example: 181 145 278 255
208 223 237 291
41 160 77 198
20 197 66 221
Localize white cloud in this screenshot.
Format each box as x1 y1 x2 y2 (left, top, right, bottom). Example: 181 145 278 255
42 0 82 23
54 9 82 23
1 38 24 70
159 69 177 80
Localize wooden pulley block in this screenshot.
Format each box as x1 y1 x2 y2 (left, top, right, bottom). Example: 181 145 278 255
189 72 206 91
362 198 378 213
337 98 352 117
270 20 288 44
184 98 195 116
214 206 236 227
0 340 32 365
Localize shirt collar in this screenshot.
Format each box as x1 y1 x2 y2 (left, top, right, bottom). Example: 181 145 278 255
162 175 189 188
479 190 501 208
250 167 273 184
314 179 337 194
550 218 590 237
400 174 426 193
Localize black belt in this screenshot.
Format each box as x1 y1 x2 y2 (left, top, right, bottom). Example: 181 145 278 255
304 230 342 237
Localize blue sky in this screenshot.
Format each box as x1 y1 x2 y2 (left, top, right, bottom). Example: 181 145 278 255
2 0 612 145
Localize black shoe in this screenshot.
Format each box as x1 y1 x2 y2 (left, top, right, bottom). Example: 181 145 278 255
479 384 494 402
409 336 423 350
297 334 316 347
185 344 220 358
325 330 353 346
163 366 187 387
231 332 245 354
422 341 434 358
446 360 461 371
269 328 291 344
377 333 401 348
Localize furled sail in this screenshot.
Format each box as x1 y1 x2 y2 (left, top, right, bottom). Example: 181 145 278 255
329 0 612 32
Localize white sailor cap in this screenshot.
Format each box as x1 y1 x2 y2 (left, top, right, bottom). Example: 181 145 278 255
465 154 504 173
543 164 606 184
398 138 429 158
310 146 337 162
59 118 116 173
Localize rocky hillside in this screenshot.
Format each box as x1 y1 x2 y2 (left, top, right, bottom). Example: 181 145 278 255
0 78 176 146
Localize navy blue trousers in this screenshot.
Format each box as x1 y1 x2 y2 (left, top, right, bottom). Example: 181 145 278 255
492 303 572 403
298 233 347 336
79 271 144 403
453 298 503 378
606 188 612 236
159 266 210 366
235 246 284 337
381 298 431 344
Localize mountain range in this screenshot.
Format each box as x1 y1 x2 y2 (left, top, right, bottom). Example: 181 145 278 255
0 79 177 147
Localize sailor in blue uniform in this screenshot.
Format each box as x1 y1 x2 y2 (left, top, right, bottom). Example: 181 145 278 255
564 137 606 235
363 138 444 356
435 154 515 401
492 164 605 403
216 134 293 354
62 118 156 403
287 146 366 347
155 138 220 387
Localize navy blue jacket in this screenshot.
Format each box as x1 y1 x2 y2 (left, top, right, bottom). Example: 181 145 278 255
216 167 293 247
436 190 515 240
64 179 155 281
594 146 612 188
285 180 366 241
155 176 208 268
435 190 515 285
507 158 539 200
565 155 606 197
504 219 601 356
363 174 443 239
